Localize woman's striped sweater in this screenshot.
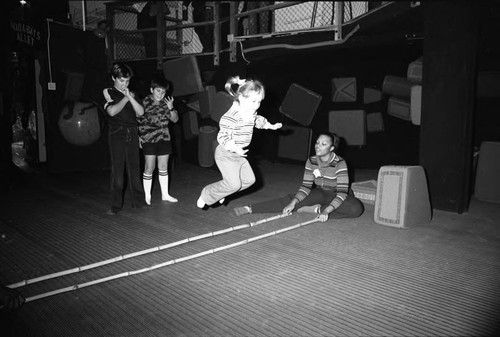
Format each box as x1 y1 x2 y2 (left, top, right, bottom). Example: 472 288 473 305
293 153 349 212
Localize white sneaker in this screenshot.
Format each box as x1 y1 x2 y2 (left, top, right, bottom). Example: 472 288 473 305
162 195 178 203
196 196 206 208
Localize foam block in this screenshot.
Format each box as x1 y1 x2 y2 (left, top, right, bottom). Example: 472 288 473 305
407 57 423 84
374 166 432 228
182 110 199 140
382 75 413 99
198 85 216 119
331 77 357 102
387 96 411 121
198 125 218 167
210 91 234 123
279 83 322 126
328 110 366 146
366 112 385 133
185 97 200 113
351 179 377 205
474 141 500 203
162 56 204 97
278 125 312 162
410 85 422 126
363 87 382 104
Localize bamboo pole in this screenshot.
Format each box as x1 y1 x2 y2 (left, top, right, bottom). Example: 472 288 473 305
8 213 291 289
24 217 319 303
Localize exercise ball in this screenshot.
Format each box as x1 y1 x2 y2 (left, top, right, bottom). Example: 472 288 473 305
58 102 101 146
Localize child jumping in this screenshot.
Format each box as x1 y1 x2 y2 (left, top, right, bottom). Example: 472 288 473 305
197 76 282 209
138 75 179 205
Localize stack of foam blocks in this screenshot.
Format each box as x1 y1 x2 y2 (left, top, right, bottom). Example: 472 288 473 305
329 77 366 146
328 77 388 145
382 57 423 125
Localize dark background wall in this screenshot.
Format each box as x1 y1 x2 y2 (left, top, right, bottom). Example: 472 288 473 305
474 1 500 146
1 0 70 185
244 42 423 170
43 22 110 173
420 1 480 213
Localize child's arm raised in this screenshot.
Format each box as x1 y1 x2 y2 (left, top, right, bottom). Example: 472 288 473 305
164 96 179 123
264 121 282 130
255 116 282 130
125 89 144 117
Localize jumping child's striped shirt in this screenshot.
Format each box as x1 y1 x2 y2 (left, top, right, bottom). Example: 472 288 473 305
217 102 268 150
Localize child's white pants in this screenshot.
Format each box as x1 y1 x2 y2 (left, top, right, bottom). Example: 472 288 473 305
200 145 256 205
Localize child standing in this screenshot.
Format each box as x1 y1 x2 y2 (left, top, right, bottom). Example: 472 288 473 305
138 76 179 205
197 76 282 209
102 63 147 215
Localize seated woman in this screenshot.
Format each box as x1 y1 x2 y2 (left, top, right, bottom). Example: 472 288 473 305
233 132 364 222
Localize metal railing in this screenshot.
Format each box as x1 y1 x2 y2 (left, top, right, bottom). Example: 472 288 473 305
104 1 382 67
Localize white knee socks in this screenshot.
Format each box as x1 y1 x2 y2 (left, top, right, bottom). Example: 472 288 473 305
143 173 153 205
159 170 178 202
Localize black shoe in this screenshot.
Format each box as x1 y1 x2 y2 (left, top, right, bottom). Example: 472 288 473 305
134 203 152 210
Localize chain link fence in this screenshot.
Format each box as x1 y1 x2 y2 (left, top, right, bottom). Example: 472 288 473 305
110 2 189 60
108 1 379 61
273 1 368 32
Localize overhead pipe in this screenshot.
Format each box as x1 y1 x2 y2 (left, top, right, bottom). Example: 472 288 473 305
81 0 86 31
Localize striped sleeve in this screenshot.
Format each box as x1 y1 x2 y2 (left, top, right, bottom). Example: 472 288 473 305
254 115 268 129
217 109 238 150
326 160 349 212
217 103 257 150
293 159 315 202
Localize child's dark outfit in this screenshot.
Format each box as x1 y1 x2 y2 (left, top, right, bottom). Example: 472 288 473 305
103 87 146 213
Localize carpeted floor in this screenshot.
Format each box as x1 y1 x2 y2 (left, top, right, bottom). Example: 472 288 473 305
1 159 499 336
